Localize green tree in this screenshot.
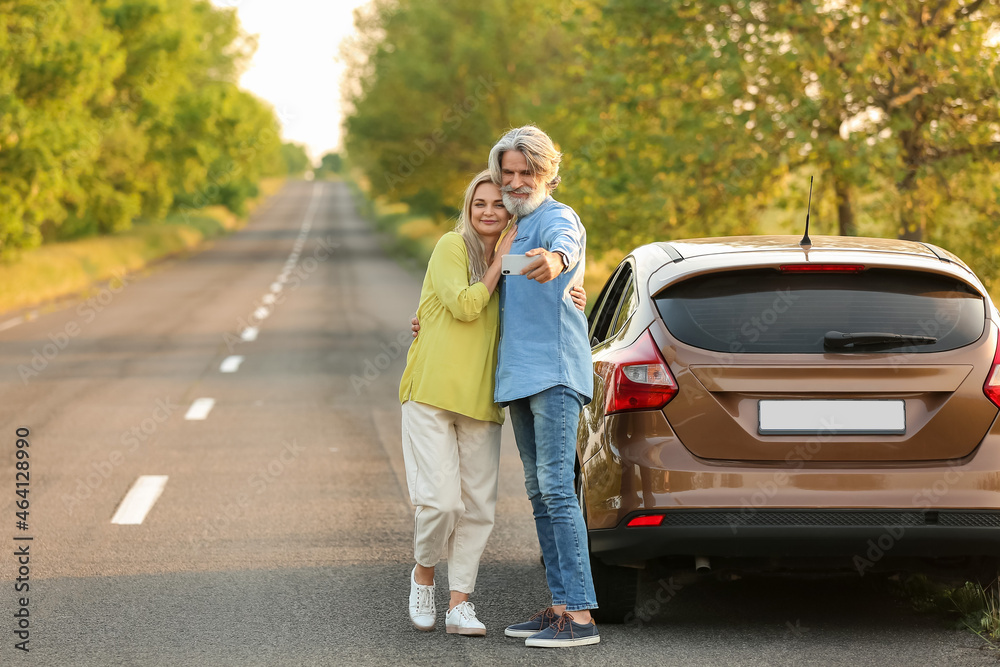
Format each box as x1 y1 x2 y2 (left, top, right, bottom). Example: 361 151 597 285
570 0 1000 245
341 0 1000 270
342 0 571 219
169 83 281 216
0 0 280 251
316 152 342 178
280 142 310 176
154 1 278 217
0 0 124 249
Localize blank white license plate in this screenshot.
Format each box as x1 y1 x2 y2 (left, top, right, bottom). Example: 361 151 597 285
758 400 906 435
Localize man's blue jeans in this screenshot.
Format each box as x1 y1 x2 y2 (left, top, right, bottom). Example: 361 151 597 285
509 385 598 611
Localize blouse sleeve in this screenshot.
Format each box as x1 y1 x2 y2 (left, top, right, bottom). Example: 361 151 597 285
427 234 491 322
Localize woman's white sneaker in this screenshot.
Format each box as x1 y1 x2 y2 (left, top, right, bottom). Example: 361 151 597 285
408 567 435 631
445 601 486 636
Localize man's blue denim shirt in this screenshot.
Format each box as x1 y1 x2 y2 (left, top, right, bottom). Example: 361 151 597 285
495 196 593 406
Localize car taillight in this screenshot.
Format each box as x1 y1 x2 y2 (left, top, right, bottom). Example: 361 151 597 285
779 263 865 273
986 332 1000 409
626 515 664 527
605 329 677 415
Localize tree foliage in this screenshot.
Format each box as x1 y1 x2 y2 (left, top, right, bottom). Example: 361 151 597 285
342 0 573 219
342 0 1000 268
280 142 310 176
315 152 343 178
0 0 284 252
629 0 1000 241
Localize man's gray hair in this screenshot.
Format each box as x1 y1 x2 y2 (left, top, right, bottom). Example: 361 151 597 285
488 125 562 193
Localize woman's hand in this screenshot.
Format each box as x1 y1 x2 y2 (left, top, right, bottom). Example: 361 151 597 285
411 316 420 338
570 285 587 312
494 224 518 261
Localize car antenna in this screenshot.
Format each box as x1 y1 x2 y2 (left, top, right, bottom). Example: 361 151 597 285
800 176 813 248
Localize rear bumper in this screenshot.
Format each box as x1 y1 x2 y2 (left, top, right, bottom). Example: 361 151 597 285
589 509 1000 564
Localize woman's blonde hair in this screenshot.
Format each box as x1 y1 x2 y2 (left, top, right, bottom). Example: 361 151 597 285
455 170 511 284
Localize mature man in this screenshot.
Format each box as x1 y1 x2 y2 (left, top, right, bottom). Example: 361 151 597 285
488 125 599 648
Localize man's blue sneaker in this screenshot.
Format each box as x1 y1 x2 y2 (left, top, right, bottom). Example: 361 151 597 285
504 607 557 638
524 613 600 647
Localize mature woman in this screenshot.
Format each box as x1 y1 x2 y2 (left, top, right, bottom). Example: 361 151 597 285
399 170 584 636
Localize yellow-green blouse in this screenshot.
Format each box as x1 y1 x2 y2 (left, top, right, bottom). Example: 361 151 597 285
399 232 503 424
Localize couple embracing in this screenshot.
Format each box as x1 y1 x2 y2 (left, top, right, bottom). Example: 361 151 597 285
398 125 600 647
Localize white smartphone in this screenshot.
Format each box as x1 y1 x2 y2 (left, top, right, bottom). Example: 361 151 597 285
501 254 535 276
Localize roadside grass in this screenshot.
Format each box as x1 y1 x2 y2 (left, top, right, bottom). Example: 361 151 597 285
345 178 452 271
346 180 444 273
0 178 285 315
947 580 1000 646
894 574 1000 648
378 207 442 271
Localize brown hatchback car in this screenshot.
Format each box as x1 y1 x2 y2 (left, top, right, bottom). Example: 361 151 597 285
578 235 1000 622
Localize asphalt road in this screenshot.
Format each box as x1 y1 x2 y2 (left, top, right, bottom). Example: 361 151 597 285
0 180 995 666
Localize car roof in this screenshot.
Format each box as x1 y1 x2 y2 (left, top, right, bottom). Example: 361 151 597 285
637 235 987 298
655 235 951 261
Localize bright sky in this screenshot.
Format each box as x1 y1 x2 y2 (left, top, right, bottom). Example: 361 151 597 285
213 0 371 162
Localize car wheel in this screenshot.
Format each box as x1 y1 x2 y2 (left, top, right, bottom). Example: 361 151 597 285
967 556 1000 589
590 556 640 624
577 468 639 623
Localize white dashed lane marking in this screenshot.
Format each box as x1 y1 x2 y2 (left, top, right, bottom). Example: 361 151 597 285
0 316 25 332
0 311 38 333
111 475 169 525
184 398 216 421
220 356 245 373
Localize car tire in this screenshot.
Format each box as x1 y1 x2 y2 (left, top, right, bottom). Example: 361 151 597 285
577 467 639 623
968 556 1000 589
590 556 640 624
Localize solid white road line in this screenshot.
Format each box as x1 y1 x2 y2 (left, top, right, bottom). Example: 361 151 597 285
111 475 169 525
240 327 259 341
220 355 245 373
0 317 25 332
184 398 216 420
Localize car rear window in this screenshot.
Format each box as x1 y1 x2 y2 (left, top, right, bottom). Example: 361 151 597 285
654 268 985 353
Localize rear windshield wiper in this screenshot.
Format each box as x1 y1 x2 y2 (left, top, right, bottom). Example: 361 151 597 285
824 330 938 349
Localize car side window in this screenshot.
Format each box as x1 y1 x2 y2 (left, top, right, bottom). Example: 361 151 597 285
589 264 634 346
587 273 616 333
610 280 636 337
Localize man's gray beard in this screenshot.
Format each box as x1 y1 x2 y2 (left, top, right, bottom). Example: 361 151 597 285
502 188 546 218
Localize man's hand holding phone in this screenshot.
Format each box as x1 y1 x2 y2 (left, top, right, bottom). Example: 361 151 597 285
521 248 565 284
502 249 565 283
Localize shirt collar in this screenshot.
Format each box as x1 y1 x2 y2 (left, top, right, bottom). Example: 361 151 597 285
517 196 555 226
